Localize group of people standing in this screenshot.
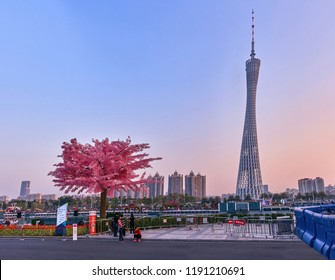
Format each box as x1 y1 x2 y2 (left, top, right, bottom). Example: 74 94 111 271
111 213 142 243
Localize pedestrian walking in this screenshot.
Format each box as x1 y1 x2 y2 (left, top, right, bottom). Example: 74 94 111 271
133 227 142 243
112 215 119 237
129 213 135 234
118 216 125 242
122 215 126 237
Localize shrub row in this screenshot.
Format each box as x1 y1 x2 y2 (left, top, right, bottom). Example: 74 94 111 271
0 225 87 237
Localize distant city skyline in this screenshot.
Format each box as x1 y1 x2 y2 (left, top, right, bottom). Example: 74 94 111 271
4 173 332 201
1 1 335 199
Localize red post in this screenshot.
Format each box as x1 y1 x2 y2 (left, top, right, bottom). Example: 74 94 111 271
89 211 96 235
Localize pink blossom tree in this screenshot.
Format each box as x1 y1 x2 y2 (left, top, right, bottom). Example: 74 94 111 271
48 137 161 218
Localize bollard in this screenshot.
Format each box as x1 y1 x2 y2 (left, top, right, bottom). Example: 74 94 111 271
73 224 77 241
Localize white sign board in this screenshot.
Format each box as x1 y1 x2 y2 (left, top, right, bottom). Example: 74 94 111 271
56 203 68 226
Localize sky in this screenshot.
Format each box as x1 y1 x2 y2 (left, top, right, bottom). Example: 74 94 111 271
0 0 335 199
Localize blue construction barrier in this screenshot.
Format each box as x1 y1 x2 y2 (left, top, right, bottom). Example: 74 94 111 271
322 215 335 259
301 209 317 247
294 207 305 239
313 213 326 254
295 204 335 260
320 204 335 213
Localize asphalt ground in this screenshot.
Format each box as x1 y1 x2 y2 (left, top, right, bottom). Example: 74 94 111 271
0 224 326 260
0 237 325 260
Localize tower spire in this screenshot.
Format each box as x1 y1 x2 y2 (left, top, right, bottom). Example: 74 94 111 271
251 9 256 58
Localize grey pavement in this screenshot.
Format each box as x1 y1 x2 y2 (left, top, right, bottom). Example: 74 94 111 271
90 224 298 241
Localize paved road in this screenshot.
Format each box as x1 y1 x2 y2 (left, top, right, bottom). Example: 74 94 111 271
0 238 325 260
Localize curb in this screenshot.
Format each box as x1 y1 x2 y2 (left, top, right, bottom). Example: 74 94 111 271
0 235 301 242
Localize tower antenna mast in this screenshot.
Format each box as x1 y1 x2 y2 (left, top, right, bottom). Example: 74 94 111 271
251 9 256 58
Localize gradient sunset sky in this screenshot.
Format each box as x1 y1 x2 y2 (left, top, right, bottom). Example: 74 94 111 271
1 0 335 199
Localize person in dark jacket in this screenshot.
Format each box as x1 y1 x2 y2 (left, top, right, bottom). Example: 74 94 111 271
112 215 119 237
129 213 135 234
118 216 125 242
122 215 126 237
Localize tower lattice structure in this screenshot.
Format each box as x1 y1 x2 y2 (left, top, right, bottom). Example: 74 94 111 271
236 11 263 199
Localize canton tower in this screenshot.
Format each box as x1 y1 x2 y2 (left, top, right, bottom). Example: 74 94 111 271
236 11 263 199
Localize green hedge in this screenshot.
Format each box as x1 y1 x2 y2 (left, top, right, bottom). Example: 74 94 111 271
0 226 88 237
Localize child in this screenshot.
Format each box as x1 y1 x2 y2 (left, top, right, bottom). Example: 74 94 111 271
133 227 142 242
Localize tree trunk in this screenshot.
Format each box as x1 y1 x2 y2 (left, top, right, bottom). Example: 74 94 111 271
100 189 107 219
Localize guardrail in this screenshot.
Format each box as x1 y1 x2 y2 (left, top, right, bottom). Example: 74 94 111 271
92 215 294 239
294 204 335 260
210 218 294 238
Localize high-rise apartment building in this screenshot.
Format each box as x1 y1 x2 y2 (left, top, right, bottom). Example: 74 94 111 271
314 177 325 193
262 185 269 194
146 172 164 199
127 189 135 199
325 185 335 195
298 177 325 194
185 171 206 199
134 188 147 199
298 178 313 194
113 189 127 199
41 194 57 200
0 195 9 204
236 11 263 200
168 171 183 195
25 193 42 202
20 181 31 197
113 188 145 199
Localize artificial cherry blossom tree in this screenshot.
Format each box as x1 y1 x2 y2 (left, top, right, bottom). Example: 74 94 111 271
49 137 161 218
